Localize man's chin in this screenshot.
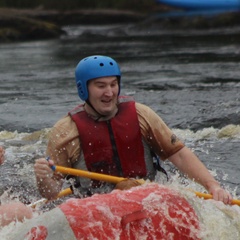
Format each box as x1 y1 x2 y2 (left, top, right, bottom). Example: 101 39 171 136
98 107 116 117
97 104 118 117
99 110 111 116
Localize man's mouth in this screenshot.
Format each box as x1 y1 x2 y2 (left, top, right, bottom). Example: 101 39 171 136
101 99 112 104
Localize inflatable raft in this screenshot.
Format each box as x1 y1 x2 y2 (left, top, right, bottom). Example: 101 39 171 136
9 183 200 240
155 0 240 10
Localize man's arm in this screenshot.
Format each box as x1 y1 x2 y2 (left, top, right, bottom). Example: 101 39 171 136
169 146 232 204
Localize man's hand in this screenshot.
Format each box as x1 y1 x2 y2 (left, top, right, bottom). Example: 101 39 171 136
34 158 54 179
115 178 141 190
34 158 62 200
207 181 232 205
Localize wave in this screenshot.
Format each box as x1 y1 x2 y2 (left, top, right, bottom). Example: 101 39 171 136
1 124 240 145
0 129 50 143
174 124 240 140
0 126 240 238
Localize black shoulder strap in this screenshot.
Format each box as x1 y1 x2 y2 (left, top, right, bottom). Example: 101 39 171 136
152 152 169 181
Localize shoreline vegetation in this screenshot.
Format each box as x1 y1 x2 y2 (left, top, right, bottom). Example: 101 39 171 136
0 8 147 42
0 6 240 42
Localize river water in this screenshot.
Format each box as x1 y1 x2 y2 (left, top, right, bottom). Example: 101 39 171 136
0 19 240 239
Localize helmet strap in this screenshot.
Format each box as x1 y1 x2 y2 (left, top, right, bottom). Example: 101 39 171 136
86 99 106 121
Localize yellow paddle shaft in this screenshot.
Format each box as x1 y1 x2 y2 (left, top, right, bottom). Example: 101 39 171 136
54 165 240 206
56 187 73 198
29 166 130 209
55 165 145 184
194 191 240 206
29 188 73 208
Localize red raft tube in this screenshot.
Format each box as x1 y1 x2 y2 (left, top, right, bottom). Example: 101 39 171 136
9 183 201 240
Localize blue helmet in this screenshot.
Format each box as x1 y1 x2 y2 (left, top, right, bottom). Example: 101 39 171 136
75 55 121 101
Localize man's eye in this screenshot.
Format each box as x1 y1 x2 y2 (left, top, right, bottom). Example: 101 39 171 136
96 84 105 88
111 82 118 87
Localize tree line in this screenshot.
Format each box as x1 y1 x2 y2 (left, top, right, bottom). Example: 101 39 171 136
0 0 156 11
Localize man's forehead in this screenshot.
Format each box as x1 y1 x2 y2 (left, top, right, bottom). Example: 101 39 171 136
93 76 118 83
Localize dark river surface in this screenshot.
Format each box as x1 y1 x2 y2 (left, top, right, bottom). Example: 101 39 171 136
0 18 240 238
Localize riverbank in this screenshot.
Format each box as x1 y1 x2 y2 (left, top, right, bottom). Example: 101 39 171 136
0 8 146 42
1 7 240 42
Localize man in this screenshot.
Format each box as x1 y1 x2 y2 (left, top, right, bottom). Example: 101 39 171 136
34 55 232 204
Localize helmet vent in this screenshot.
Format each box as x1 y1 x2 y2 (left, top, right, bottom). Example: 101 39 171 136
99 63 104 67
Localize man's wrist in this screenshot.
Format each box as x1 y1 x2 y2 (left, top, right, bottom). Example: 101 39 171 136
205 180 221 192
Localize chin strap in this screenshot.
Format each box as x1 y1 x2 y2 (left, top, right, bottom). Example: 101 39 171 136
86 99 106 121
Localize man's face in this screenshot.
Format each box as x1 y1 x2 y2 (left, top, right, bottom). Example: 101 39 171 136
88 76 119 116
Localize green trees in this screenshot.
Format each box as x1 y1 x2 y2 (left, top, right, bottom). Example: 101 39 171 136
0 0 41 8
0 0 154 11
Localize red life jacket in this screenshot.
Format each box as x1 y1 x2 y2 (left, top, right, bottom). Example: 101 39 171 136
69 99 147 178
